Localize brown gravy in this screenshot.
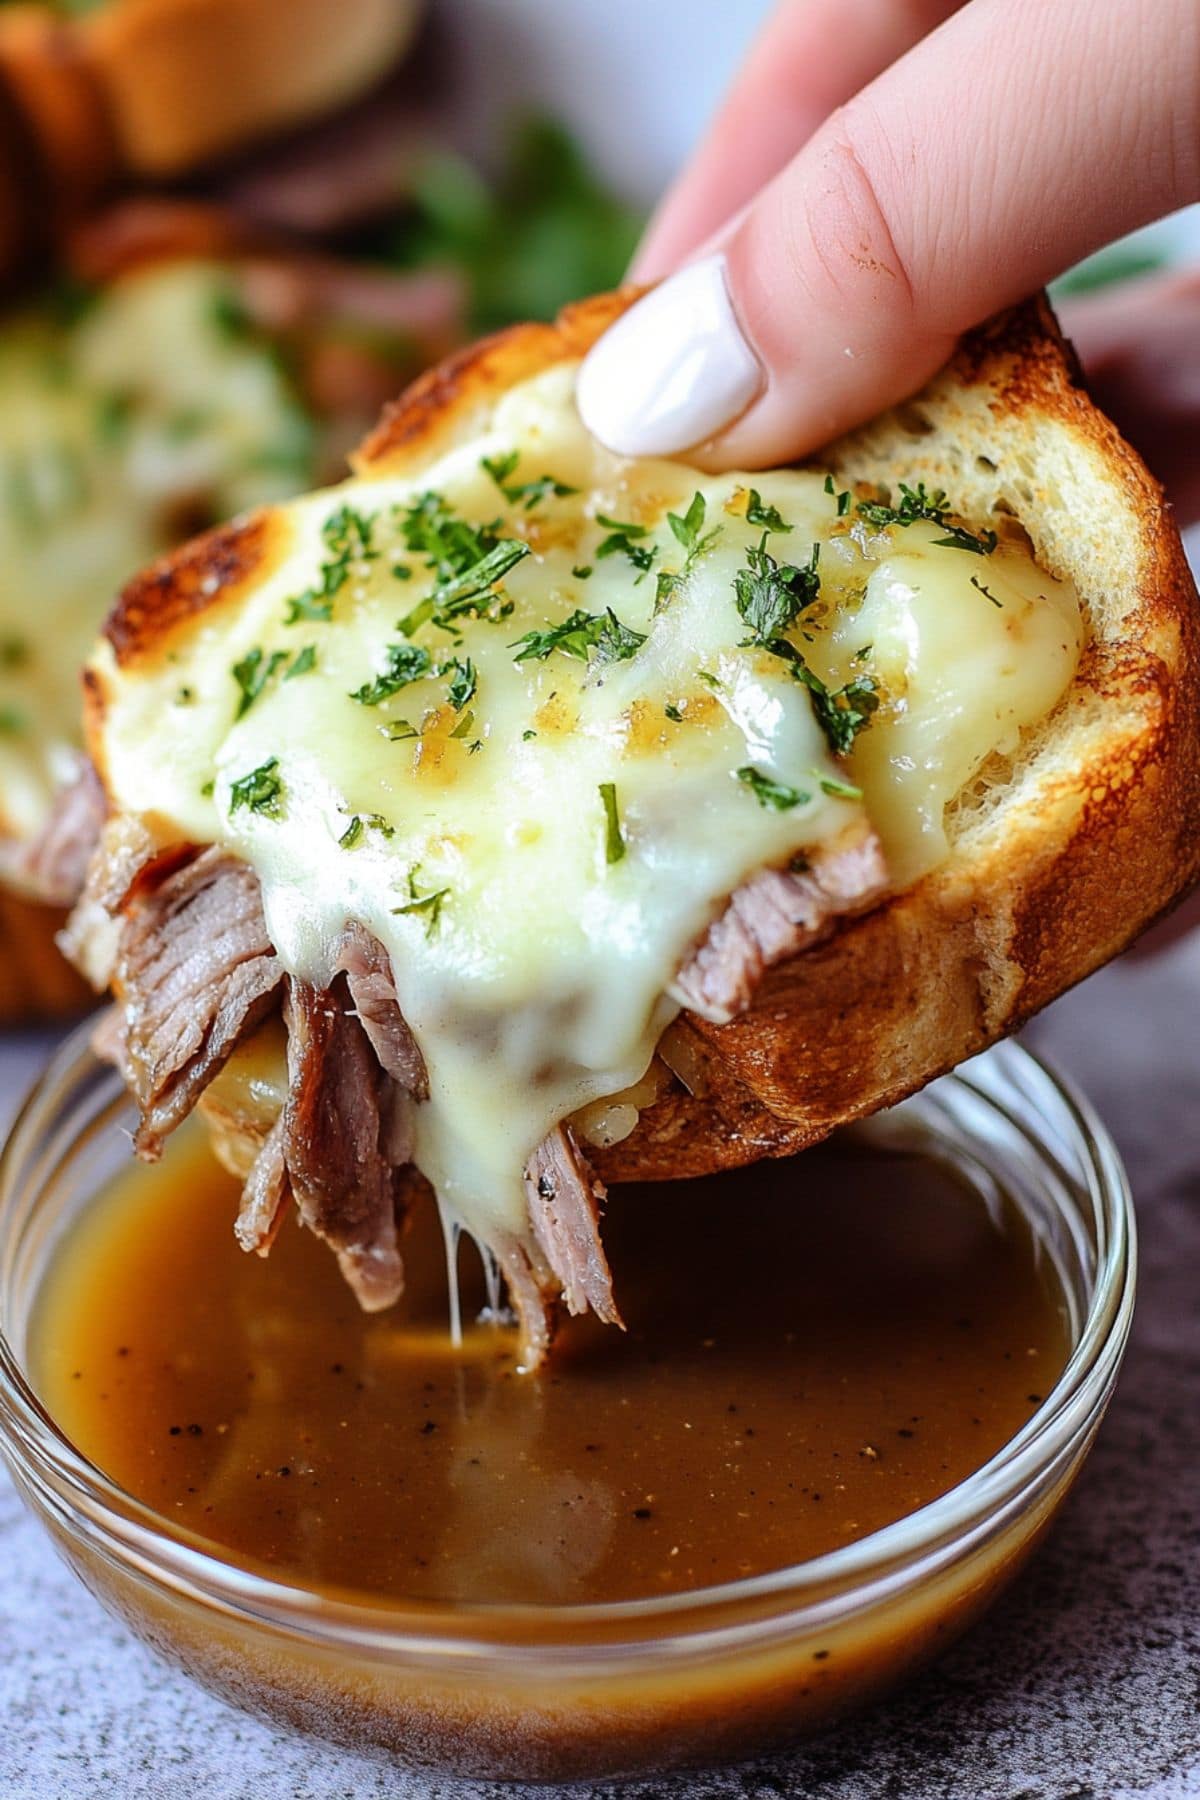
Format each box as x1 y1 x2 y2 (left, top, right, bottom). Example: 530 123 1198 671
32 1124 1070 1608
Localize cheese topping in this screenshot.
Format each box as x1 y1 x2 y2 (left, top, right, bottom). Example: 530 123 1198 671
93 360 1083 1247
0 261 312 843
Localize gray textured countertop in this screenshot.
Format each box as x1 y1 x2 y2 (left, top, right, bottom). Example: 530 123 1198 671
1 934 1198 1799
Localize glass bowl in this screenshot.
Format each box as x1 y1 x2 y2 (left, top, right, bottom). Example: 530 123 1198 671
0 1027 1134 1783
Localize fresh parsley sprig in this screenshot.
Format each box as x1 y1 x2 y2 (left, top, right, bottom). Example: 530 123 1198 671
744 490 792 533
736 767 810 811
392 868 450 936
509 606 646 666
283 505 377 625
595 513 657 579
656 491 722 612
229 757 284 818
349 643 433 706
734 534 822 646
481 450 578 510
857 481 997 554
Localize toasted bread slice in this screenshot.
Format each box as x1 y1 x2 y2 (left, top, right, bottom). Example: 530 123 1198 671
344 289 1200 1180
79 0 421 177
69 289 1200 1348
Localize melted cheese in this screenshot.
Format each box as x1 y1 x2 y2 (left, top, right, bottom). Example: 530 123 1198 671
93 361 1082 1251
0 261 312 841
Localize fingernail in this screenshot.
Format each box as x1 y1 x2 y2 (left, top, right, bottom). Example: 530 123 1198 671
576 255 762 457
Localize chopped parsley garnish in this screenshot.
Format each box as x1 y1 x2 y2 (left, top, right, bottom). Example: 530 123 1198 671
599 782 625 863
284 590 335 625
522 728 537 741
284 504 378 624
449 708 476 740
657 491 722 612
745 490 792 533
232 647 288 719
443 656 477 711
392 563 412 580
200 778 215 797
971 575 1003 607
392 869 450 936
284 644 317 679
734 535 821 645
736 767 810 811
824 473 851 517
175 686 194 706
481 451 578 510
396 493 530 635
933 523 999 556
664 702 684 723
509 606 645 666
383 718 419 741
349 643 432 706
339 812 395 849
572 564 593 580
595 513 656 578
791 663 880 756
229 757 284 818
817 771 864 800
857 482 997 554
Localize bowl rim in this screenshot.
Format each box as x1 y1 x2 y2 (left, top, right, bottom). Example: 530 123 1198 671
0 1026 1135 1669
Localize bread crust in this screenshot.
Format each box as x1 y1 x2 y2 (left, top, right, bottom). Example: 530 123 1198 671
91 289 1200 1177
79 0 420 176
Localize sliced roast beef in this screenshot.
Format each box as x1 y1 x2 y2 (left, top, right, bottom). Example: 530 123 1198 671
281 976 411 1311
492 1234 560 1372
524 1126 621 1326
672 824 889 1023
333 921 428 1097
117 847 285 1156
1 757 107 907
235 1112 292 1255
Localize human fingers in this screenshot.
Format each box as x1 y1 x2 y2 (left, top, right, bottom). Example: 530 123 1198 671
634 0 965 282
578 0 1200 469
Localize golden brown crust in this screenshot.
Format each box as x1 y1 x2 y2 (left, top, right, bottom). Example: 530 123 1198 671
83 287 1200 1177
103 509 278 671
78 0 420 177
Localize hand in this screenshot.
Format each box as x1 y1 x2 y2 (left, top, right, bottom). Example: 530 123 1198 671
576 0 1200 495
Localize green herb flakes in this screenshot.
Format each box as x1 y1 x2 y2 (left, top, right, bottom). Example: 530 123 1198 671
482 451 578 510
599 781 625 864
736 767 810 811
734 535 821 645
350 643 433 706
229 757 284 818
745 490 792 533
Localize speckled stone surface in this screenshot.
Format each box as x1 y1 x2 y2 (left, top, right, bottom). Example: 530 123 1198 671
1 933 1197 1799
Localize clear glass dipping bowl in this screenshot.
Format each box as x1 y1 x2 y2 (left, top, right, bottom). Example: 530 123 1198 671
0 1028 1134 1783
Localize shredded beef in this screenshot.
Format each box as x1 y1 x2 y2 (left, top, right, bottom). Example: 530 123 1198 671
672 825 889 1022
116 847 284 1156
524 1125 621 1326
235 1113 293 1255
1 758 107 907
333 921 428 1096
280 976 411 1311
492 1235 560 1372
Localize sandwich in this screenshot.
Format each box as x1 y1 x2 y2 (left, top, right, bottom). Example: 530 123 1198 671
0 208 460 1019
64 288 1200 1366
0 0 420 280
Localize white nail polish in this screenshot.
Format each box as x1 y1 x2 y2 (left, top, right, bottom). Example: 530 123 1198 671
576 255 762 457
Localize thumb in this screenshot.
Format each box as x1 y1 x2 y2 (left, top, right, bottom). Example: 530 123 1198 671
577 0 1200 469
